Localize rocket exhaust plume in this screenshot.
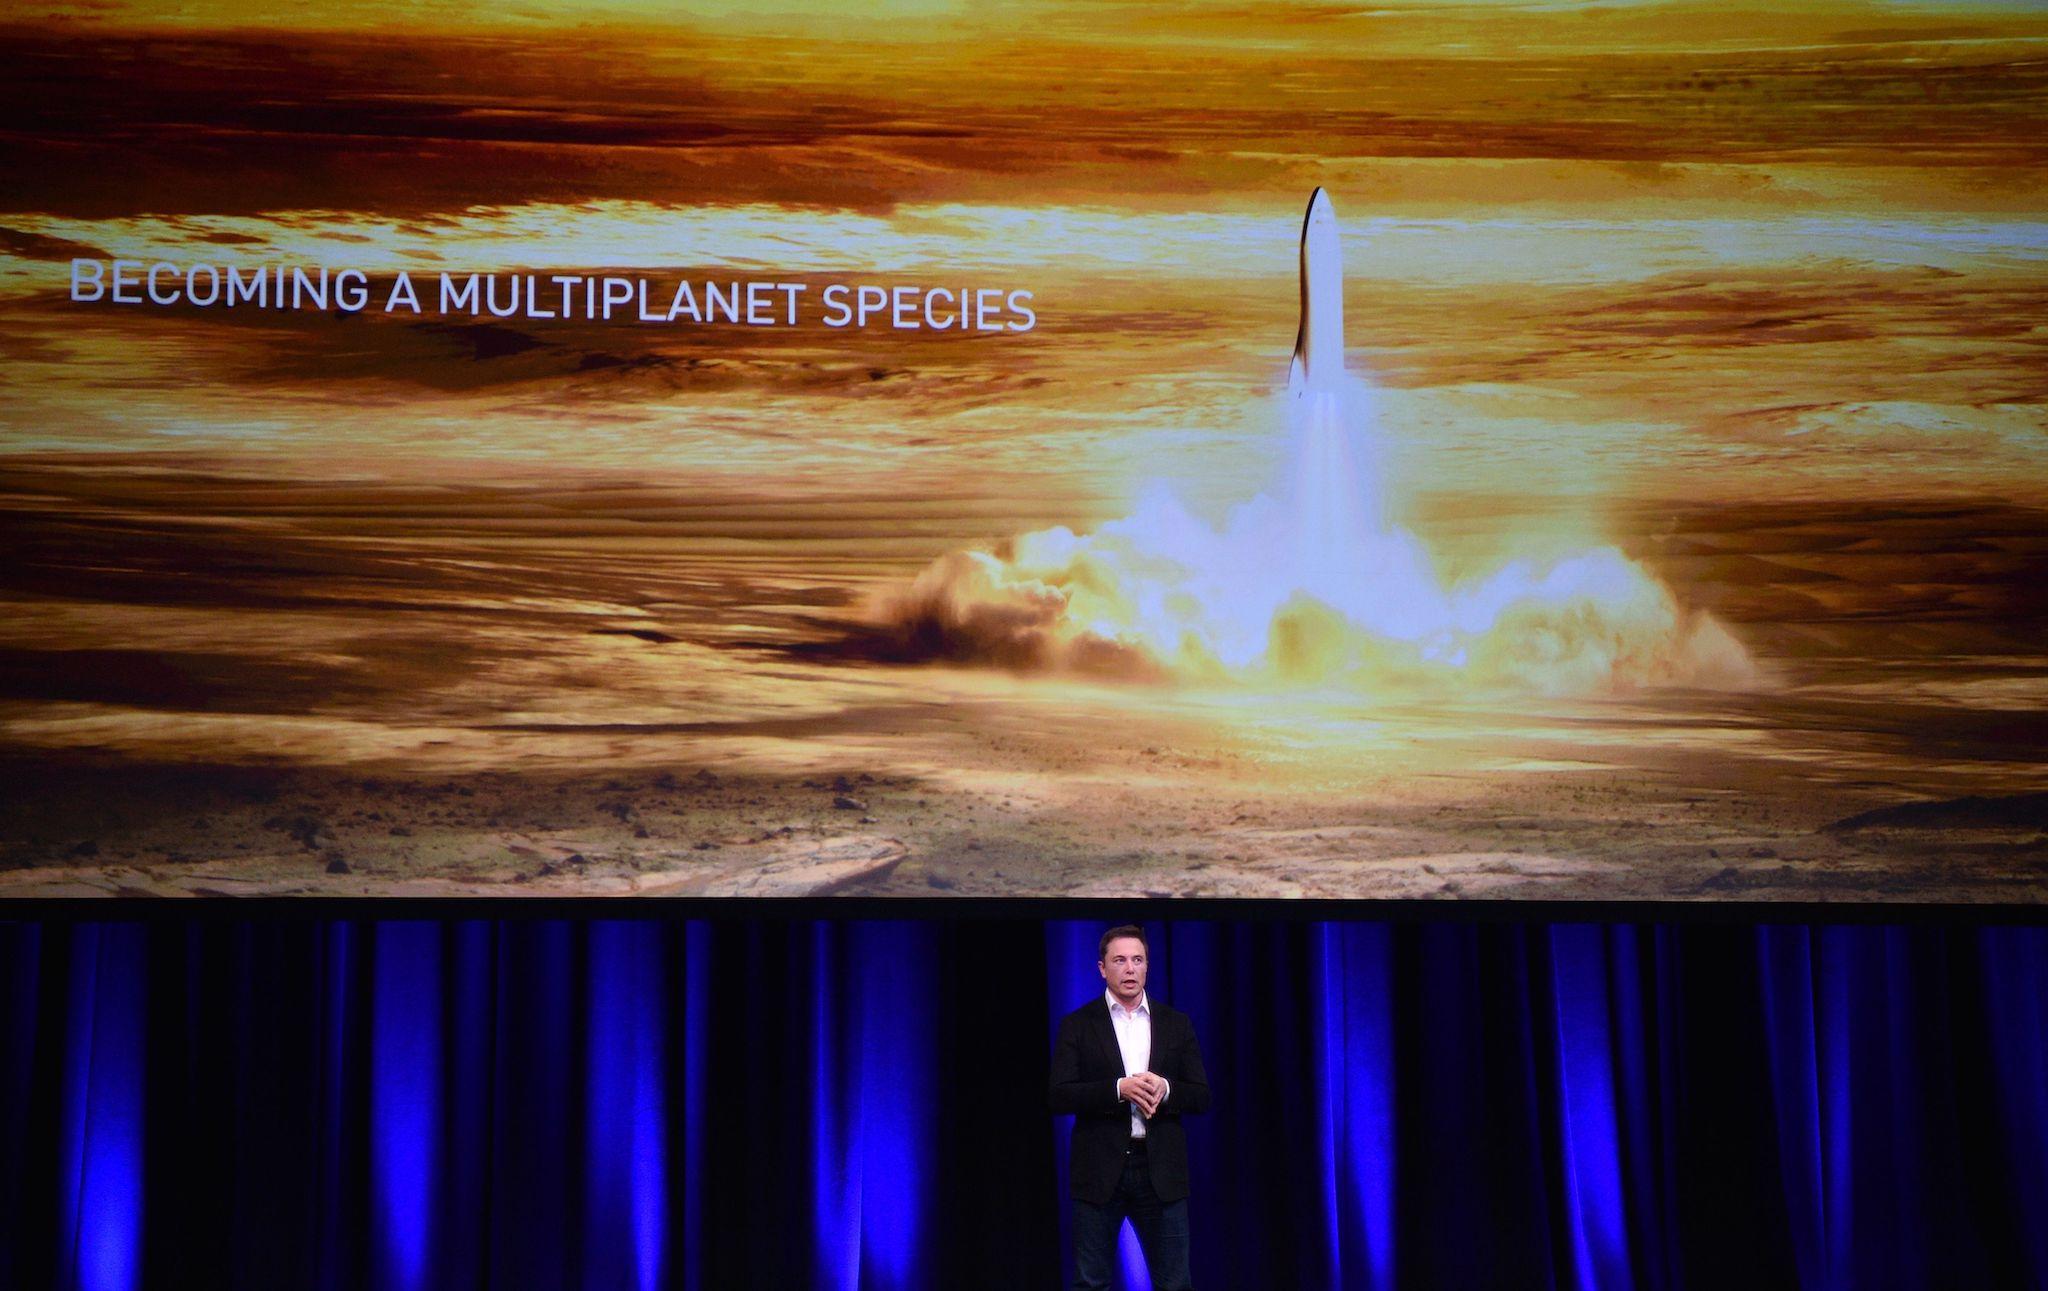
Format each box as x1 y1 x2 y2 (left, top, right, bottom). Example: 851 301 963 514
861 191 1758 696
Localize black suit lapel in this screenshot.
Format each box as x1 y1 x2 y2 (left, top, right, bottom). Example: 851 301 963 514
1149 1002 1172 1071
1089 997 1123 1076
1152 1002 1177 1056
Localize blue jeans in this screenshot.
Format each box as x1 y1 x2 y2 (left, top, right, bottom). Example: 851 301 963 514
1071 1149 1192 1291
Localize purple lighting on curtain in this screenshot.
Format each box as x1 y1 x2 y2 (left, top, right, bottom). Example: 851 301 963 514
1758 925 1826 1288
1548 925 1631 1291
6 918 2047 1291
809 924 936 1291
370 924 440 1291
851 923 934 1290
586 923 669 1291
1313 923 1395 1290
1604 926 1674 1291
53 925 145 1291
1818 925 1856 1285
813 924 859 1291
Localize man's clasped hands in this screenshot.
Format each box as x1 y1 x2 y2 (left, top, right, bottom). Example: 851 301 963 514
1117 1072 1169 1118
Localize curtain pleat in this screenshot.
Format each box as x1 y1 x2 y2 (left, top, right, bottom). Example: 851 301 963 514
0 918 2040 1291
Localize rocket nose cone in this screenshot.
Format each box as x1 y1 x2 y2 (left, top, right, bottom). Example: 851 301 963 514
1306 187 1335 225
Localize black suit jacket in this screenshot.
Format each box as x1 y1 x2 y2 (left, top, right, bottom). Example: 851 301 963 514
1048 996 1212 1204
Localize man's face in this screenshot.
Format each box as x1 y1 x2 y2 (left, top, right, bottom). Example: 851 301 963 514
1098 936 1148 1007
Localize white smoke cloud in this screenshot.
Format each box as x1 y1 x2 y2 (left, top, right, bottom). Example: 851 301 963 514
867 382 1760 696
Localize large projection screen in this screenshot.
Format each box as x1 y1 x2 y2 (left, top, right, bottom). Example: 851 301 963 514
1 1 2043 899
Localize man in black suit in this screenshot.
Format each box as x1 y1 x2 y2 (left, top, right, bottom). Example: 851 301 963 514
1049 924 1212 1291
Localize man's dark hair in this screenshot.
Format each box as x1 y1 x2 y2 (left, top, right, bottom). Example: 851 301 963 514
1098 924 1148 961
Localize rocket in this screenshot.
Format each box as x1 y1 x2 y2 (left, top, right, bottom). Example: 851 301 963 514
1287 187 1344 398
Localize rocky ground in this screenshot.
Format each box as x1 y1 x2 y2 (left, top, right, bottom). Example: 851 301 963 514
3 749 2043 901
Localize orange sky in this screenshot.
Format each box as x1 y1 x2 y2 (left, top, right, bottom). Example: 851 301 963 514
1 0 2042 506
4 2 2045 220
17 0 2048 50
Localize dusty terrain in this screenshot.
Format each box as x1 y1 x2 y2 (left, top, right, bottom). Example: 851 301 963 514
4 752 2045 901
2 460 2041 901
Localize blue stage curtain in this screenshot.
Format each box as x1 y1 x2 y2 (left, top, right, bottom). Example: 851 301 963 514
0 918 2043 1291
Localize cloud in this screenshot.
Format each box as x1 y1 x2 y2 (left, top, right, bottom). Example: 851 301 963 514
853 485 1762 695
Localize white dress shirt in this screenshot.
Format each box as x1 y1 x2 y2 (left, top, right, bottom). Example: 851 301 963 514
1106 989 1169 1138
